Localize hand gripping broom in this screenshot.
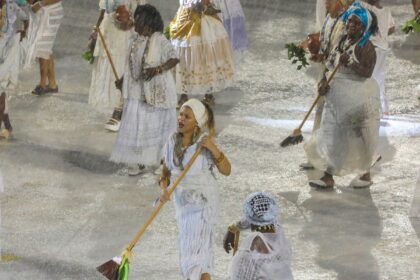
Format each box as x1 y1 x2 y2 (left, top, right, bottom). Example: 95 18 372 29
96 146 204 280
280 63 340 148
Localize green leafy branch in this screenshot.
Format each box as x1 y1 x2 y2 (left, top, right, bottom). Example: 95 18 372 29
402 18 420 34
285 43 309 70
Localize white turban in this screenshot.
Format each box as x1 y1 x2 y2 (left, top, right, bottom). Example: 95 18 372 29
181 99 208 129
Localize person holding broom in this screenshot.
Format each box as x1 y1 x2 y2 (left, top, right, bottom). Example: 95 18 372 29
299 0 348 169
89 0 145 132
159 98 231 280
110 4 179 176
304 2 381 189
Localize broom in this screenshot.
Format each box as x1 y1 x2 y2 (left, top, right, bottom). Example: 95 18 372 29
97 146 204 280
280 63 340 148
96 26 120 84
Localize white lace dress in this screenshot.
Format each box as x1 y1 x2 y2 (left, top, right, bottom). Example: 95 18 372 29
163 133 220 280
89 0 145 110
230 226 294 280
0 1 29 113
110 33 177 166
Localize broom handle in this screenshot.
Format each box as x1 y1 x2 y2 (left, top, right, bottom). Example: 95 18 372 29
297 63 340 130
126 147 203 252
96 26 120 81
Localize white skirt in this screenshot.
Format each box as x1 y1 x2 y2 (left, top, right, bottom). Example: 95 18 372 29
110 99 177 166
25 2 63 64
172 13 235 95
172 172 219 280
304 72 381 176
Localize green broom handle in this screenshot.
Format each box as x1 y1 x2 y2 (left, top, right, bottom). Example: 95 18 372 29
96 26 120 81
126 146 203 252
297 63 340 131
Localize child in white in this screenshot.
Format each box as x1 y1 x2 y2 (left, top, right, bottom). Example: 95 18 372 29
362 0 395 115
228 192 294 280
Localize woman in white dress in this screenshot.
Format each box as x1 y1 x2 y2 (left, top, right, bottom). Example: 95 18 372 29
305 2 381 189
225 192 293 280
0 0 29 139
26 0 63 95
159 98 231 280
169 0 235 106
89 0 145 132
110 4 179 176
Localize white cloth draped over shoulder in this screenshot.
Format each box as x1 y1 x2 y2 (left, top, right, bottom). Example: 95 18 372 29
230 226 294 280
163 133 219 280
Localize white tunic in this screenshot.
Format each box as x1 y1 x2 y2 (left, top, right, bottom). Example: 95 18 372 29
230 226 294 280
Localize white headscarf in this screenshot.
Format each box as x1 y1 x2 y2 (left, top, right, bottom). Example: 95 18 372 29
181 99 208 129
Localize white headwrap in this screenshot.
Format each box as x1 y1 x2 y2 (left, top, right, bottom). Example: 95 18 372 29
244 192 279 226
181 99 208 129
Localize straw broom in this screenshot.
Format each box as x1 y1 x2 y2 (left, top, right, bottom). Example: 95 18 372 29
96 146 204 280
280 63 340 148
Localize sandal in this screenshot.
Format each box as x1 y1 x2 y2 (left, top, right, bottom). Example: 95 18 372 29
46 86 59 94
32 85 49 96
309 175 335 189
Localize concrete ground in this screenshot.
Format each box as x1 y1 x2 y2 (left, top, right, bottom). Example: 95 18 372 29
1 0 420 279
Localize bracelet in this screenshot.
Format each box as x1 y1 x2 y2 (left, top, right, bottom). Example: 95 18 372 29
159 176 170 188
215 152 226 165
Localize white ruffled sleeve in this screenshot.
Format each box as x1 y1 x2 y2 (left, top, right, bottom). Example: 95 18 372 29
160 34 178 62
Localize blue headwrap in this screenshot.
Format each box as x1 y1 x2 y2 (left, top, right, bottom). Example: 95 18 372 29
15 0 27 6
244 192 279 226
341 1 373 47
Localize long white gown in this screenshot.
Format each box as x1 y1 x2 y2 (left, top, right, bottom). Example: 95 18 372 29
170 0 235 95
110 32 177 166
163 133 220 280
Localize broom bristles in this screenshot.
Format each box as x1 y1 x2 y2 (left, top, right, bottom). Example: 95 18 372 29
280 133 304 147
97 258 120 280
